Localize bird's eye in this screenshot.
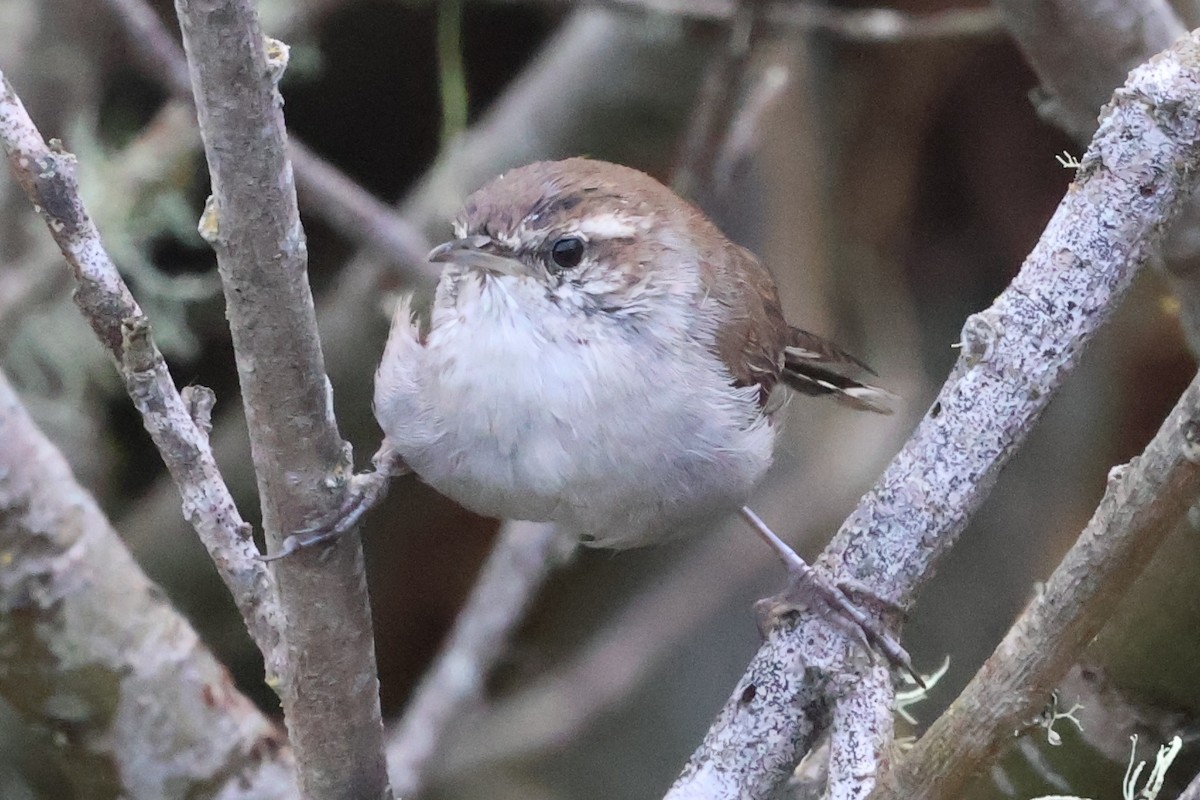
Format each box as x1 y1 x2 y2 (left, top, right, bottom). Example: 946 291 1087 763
549 237 585 270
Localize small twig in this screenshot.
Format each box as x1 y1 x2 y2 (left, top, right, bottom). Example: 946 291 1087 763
0 368 298 800
172 0 392 797
387 521 573 797
669 30 1200 800
711 59 789 192
0 69 283 669
871 370 1200 800
673 0 767 199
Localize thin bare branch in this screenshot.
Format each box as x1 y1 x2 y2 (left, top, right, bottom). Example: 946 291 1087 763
871 367 1200 799
711 59 789 193
481 0 1003 41
0 68 283 666
98 0 192 92
387 521 573 797
673 0 768 198
669 30 1200 799
289 138 435 278
0 367 298 799
98 0 434 285
172 1 390 797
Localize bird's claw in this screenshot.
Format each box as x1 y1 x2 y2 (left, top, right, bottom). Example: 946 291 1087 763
260 447 408 562
740 506 923 688
759 571 924 689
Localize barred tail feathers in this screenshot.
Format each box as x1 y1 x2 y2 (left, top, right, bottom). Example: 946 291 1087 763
781 328 896 414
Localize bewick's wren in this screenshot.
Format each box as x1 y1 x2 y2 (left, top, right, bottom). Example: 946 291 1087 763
280 158 911 672
376 158 891 547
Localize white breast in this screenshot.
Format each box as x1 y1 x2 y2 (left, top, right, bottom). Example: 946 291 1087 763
373 272 776 547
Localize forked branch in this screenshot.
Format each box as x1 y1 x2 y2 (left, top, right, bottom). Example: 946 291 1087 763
669 29 1200 800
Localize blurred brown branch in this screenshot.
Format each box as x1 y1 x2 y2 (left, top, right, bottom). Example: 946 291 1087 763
387 521 573 797
482 0 1004 41
673 0 768 199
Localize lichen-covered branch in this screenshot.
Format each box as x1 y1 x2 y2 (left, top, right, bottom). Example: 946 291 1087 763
0 367 298 800
0 68 282 668
989 2 1200 358
826 664 894 800
172 1 390 798
668 30 1200 800
871 368 1200 799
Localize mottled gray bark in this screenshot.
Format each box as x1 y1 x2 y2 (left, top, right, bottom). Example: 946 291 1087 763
669 30 1200 800
0 368 298 800
872 368 1200 798
172 1 390 797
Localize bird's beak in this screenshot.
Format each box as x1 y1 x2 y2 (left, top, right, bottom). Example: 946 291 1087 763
427 236 525 277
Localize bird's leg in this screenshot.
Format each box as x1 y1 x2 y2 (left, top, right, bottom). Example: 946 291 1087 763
261 441 410 562
740 506 923 687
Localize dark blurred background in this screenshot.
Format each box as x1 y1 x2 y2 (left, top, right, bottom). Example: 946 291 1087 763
2 1 1200 798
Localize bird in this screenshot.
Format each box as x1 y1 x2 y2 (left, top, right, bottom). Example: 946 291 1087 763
375 157 891 545
275 157 909 672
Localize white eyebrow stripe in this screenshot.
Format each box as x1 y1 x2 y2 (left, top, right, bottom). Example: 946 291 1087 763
575 212 639 239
